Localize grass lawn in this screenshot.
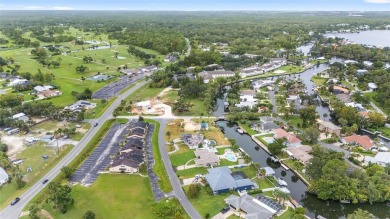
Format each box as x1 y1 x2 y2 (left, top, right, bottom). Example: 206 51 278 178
0 144 73 209
276 207 295 219
283 115 303 128
277 65 303 74
283 159 310 183
310 76 327 86
219 159 238 166
161 89 180 103
125 82 165 102
44 174 155 219
165 119 184 141
161 90 208 116
185 185 232 218
144 119 172 192
375 126 390 138
254 177 277 190
238 122 257 136
84 97 116 119
169 145 195 167
176 167 208 179
190 119 230 145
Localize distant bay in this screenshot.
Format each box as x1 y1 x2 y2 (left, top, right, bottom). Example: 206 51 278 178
324 30 390 47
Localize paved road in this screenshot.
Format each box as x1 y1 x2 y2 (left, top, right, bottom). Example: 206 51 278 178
0 80 147 219
156 119 202 219
185 38 191 57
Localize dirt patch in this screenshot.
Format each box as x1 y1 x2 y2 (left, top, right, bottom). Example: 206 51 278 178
38 209 54 219
2 134 26 160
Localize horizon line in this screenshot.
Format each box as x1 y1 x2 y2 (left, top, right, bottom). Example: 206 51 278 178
1 9 390 12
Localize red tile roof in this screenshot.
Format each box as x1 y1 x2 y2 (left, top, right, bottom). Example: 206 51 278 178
343 134 375 150
273 128 301 144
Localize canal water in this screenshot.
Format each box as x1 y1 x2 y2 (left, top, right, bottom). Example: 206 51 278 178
216 120 390 219
213 58 390 218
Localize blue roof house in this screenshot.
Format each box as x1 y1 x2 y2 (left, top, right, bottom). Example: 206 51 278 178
205 166 254 195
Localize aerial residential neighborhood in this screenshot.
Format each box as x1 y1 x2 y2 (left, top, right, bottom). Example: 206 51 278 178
0 2 390 219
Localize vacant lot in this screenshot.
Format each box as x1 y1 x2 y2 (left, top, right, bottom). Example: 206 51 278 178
44 174 155 219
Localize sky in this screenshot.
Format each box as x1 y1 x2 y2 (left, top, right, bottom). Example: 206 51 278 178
0 0 389 11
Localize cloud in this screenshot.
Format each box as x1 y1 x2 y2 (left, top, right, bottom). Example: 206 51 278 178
365 0 390 3
24 5 44 10
52 6 73 10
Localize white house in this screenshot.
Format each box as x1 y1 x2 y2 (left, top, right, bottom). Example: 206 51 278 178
368 83 377 91
8 78 28 87
0 167 9 186
365 152 390 166
12 113 29 123
269 58 287 66
363 61 373 67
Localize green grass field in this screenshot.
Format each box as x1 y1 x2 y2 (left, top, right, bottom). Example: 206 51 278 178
310 76 327 86
169 144 195 167
185 185 232 218
238 122 257 136
276 207 295 219
277 65 303 74
0 144 73 209
44 174 155 219
176 167 208 179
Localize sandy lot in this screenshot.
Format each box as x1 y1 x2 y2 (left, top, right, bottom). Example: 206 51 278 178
2 134 26 160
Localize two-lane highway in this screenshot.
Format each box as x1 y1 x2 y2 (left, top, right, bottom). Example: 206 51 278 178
0 81 147 219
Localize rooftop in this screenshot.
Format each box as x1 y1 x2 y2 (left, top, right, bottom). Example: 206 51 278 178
343 134 375 150
273 128 301 144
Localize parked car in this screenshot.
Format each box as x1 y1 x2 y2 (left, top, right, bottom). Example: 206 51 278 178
220 206 230 214
10 197 20 206
42 179 49 184
94 123 98 127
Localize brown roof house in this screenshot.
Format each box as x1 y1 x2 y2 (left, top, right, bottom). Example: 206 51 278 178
318 121 342 136
194 149 220 167
273 128 301 147
342 134 376 150
285 145 312 164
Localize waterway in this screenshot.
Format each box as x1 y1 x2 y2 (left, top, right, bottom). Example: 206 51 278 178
296 43 314 56
213 57 390 218
216 120 390 219
324 30 390 47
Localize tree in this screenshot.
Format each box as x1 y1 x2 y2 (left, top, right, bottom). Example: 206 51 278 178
299 106 317 127
29 202 41 219
0 143 8 152
368 112 386 128
267 138 286 156
303 128 320 144
187 183 201 198
347 209 375 219
166 131 171 140
61 166 73 179
273 189 290 205
15 171 26 189
82 56 93 63
46 182 74 213
83 210 96 219
76 65 88 73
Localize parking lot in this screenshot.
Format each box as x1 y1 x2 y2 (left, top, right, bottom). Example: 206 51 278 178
69 123 128 185
91 75 143 99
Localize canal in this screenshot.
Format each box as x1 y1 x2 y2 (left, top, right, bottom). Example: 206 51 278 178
216 120 390 219
213 58 390 218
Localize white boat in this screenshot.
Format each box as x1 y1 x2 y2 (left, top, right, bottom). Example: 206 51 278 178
236 128 244 134
277 178 288 187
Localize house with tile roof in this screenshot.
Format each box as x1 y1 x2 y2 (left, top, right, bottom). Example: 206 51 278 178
342 134 376 151
273 128 301 147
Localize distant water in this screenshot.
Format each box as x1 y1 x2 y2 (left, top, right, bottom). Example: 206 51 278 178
324 30 390 47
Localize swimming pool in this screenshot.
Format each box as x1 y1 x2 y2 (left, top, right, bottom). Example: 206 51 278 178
262 137 275 144
225 152 237 162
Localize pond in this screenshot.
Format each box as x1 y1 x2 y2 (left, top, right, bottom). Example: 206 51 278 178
216 120 390 219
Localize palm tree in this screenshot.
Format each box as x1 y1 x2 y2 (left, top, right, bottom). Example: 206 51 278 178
273 189 290 205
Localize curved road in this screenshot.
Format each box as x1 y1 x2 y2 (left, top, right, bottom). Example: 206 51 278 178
0 81 147 219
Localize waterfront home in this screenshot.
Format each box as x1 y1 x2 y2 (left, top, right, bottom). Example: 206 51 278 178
198 70 236 83
236 90 258 109
286 95 302 110
181 133 204 149
269 58 287 66
273 128 301 147
342 134 376 150
194 149 220 167
318 121 342 136
252 80 275 90
225 194 281 219
205 166 254 194
0 167 9 186
285 146 312 164
333 85 349 94
368 83 378 91
335 93 352 104
251 117 279 132
344 60 358 65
